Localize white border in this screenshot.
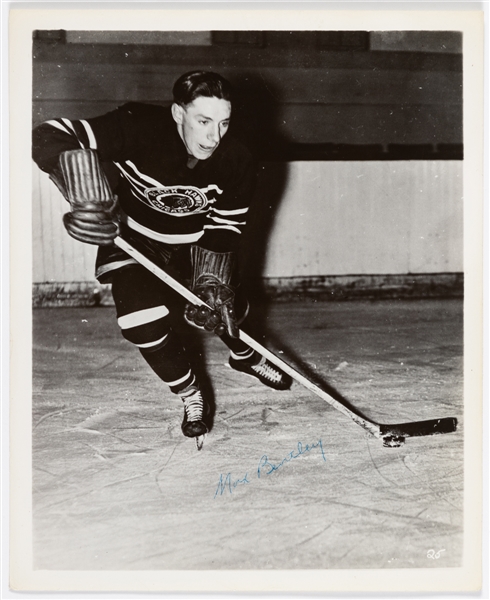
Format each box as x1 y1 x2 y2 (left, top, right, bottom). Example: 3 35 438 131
5 3 487 596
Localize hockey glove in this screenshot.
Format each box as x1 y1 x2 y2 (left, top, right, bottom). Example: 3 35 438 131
184 246 239 338
55 149 120 246
62 204 119 246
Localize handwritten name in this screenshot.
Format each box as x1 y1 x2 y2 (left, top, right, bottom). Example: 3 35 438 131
214 439 326 498
214 472 250 498
257 440 326 478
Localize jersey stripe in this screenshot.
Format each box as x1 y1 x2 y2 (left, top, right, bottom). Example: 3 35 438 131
203 223 242 234
127 216 205 244
61 118 78 137
212 207 248 216
115 163 148 190
79 120 97 149
45 118 88 149
44 119 87 149
208 215 246 226
45 120 73 135
129 188 148 204
115 165 149 202
125 160 164 187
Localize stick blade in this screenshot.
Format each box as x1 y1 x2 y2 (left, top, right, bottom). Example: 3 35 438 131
380 417 457 439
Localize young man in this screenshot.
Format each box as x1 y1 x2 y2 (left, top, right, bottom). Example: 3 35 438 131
32 70 291 441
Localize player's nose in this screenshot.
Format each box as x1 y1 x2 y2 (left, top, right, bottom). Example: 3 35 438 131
208 125 220 144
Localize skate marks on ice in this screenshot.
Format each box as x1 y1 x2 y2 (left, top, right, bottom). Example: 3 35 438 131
32 302 463 571
33 389 462 570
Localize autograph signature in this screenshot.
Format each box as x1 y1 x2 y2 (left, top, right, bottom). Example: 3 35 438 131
214 439 326 499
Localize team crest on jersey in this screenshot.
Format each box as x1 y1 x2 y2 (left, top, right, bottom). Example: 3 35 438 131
145 184 222 216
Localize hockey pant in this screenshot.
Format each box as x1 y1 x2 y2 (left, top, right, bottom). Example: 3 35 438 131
111 265 254 395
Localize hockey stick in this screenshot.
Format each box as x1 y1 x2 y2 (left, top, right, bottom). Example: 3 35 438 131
114 236 458 448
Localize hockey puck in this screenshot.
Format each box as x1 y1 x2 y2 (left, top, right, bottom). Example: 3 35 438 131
382 435 405 448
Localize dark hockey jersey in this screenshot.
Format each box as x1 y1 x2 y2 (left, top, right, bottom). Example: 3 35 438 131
32 102 257 253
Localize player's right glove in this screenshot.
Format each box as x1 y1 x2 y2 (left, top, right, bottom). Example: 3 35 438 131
184 246 240 338
53 149 120 246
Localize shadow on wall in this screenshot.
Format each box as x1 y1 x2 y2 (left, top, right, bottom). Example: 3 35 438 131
241 162 289 285
237 161 289 346
218 74 291 338
226 72 292 319
228 71 290 160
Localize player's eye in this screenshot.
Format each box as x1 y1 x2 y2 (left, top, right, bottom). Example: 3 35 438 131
199 120 209 125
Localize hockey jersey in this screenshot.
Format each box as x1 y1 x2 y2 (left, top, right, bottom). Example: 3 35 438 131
32 102 257 253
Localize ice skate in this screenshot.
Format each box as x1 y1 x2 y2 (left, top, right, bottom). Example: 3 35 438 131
180 386 209 439
228 352 292 391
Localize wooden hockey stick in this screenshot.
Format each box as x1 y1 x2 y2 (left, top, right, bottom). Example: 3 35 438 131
114 236 458 447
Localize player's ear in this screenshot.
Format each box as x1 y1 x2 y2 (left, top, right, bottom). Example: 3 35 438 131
171 103 184 125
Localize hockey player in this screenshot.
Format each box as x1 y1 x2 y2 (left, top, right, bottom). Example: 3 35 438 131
32 70 292 441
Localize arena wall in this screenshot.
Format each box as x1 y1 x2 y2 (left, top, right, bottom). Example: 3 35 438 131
32 158 463 304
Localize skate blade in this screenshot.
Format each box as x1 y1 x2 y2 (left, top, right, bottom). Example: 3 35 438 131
196 434 205 451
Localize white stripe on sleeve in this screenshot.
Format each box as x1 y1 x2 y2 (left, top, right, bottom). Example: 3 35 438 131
61 118 78 136
79 120 98 149
45 120 72 135
59 118 86 148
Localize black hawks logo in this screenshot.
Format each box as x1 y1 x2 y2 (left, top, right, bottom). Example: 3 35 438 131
144 184 222 216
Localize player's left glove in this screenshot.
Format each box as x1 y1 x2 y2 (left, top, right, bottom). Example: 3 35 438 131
184 246 239 338
62 202 119 246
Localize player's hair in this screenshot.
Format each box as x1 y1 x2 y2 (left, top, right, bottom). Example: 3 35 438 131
173 71 233 106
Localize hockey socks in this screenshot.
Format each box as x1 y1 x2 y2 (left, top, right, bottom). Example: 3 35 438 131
139 332 193 390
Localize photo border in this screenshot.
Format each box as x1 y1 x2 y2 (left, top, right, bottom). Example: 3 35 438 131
5 2 486 595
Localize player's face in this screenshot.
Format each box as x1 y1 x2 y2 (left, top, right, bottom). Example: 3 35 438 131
172 96 232 160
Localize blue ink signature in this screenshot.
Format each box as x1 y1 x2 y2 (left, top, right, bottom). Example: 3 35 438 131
214 439 325 498
214 472 250 498
257 440 326 478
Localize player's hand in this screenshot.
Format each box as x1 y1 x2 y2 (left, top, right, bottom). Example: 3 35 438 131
185 276 239 338
63 201 119 246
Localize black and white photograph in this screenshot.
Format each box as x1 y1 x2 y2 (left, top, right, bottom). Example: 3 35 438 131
7 5 484 595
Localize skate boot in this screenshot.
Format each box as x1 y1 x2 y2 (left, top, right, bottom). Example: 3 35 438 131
179 385 208 438
229 351 292 391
